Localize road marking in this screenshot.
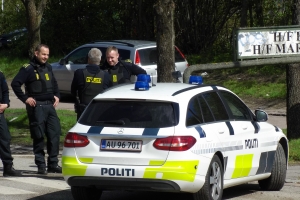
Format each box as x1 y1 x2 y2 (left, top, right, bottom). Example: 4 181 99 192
4 177 70 190
0 185 36 194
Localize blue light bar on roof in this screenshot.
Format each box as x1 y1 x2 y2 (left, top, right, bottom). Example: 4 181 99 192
135 81 149 91
189 75 203 85
137 74 151 83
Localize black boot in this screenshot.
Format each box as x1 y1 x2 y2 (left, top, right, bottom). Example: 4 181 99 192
3 164 22 177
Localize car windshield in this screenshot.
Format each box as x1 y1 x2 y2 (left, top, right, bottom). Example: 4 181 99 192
79 100 179 128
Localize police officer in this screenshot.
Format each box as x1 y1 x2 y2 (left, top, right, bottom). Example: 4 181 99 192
11 44 62 175
71 48 110 120
100 46 147 86
0 71 22 176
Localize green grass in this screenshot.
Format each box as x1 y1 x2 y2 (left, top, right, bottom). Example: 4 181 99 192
223 80 286 99
5 109 76 147
0 50 61 79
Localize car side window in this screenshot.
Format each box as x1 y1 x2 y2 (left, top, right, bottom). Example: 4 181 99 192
202 92 229 121
118 49 131 61
198 95 215 123
219 91 252 120
186 95 204 126
67 47 91 64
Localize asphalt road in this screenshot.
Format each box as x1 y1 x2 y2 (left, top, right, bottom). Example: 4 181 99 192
0 155 299 200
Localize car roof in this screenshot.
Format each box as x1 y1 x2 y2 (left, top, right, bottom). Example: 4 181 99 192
83 40 156 48
94 83 226 102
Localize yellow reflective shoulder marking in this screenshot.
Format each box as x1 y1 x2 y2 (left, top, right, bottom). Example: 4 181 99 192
86 77 102 83
112 75 117 82
23 63 30 68
124 59 132 63
231 154 253 178
62 156 92 176
143 160 199 182
45 73 50 80
36 73 39 80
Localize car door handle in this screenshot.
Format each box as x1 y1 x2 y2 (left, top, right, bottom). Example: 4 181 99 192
218 129 225 134
242 125 248 130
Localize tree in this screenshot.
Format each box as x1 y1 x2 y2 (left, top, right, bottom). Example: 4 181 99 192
154 0 175 82
20 0 47 58
287 0 300 139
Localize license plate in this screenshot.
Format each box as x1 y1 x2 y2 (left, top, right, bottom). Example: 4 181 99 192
100 139 142 152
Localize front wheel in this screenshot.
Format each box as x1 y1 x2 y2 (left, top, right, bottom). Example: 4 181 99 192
258 143 287 191
71 186 102 200
193 155 223 200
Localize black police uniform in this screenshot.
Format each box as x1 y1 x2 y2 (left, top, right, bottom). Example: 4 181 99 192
11 58 61 171
0 71 21 176
100 59 147 86
71 64 110 119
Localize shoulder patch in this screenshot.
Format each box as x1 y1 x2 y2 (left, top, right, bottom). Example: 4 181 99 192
124 59 132 63
23 63 30 68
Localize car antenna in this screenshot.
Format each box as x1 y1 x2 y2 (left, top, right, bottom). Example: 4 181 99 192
151 73 156 87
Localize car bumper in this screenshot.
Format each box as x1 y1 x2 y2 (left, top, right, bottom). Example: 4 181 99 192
62 156 206 193
67 176 181 192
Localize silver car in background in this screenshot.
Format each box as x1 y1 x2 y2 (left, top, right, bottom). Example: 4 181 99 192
51 40 189 95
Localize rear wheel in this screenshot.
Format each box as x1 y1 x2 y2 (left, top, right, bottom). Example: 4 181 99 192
193 155 223 200
71 186 102 200
258 143 287 191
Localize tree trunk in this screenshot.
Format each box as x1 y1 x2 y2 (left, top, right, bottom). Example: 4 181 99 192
154 0 175 82
287 0 300 139
21 0 47 58
240 0 249 27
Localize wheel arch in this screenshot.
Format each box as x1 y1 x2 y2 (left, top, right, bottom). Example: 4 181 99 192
214 151 225 171
279 137 289 167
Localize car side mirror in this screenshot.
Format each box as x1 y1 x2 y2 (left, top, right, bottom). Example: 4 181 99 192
254 109 268 122
59 58 67 65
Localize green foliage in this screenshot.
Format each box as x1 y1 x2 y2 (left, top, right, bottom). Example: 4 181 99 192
288 138 300 162
186 51 232 65
223 80 286 99
5 109 76 146
0 0 26 34
0 51 27 78
246 65 287 76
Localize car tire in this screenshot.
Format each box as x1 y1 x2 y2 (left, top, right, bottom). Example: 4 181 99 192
192 155 223 200
258 143 287 191
71 186 102 200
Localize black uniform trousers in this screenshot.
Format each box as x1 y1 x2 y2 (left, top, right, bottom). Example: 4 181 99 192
0 113 13 166
26 102 61 168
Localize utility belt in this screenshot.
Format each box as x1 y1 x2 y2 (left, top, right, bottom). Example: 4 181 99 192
36 100 53 105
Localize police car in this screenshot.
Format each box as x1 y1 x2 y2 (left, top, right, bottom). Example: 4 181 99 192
62 75 288 200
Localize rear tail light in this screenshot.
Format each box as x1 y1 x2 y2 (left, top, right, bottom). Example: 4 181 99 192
153 136 196 151
135 51 141 65
64 132 90 148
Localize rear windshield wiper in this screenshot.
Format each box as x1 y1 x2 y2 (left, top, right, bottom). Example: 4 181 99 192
96 120 125 125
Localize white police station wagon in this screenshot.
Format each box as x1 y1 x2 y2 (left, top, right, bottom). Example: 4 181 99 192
62 75 288 200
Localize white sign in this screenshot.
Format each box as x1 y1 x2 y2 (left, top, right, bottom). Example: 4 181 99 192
236 26 300 60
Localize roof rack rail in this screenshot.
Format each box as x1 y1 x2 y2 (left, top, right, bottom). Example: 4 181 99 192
89 40 135 47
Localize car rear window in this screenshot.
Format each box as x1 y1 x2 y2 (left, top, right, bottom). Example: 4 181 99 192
138 47 185 66
79 100 179 128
